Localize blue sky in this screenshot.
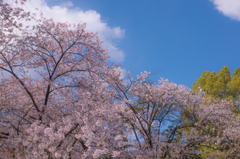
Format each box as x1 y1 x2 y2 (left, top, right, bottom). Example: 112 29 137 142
24 0 240 88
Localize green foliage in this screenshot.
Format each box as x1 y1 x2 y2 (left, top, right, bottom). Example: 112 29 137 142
193 65 240 102
227 67 240 101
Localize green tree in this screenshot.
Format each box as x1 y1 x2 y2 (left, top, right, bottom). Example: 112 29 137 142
181 66 240 158
193 65 240 102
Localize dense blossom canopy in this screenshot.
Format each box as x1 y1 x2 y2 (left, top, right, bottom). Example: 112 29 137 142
1 1 240 158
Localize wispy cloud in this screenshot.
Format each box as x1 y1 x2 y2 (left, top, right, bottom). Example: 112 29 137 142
210 0 240 21
7 0 125 62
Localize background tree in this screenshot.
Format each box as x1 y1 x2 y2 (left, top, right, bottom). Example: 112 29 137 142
181 65 240 158
192 65 240 102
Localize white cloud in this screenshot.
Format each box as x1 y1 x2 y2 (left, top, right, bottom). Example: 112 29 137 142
7 0 125 62
210 0 240 21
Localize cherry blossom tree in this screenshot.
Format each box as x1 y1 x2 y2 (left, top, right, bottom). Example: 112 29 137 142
0 1 132 158
115 73 197 158
116 72 240 158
